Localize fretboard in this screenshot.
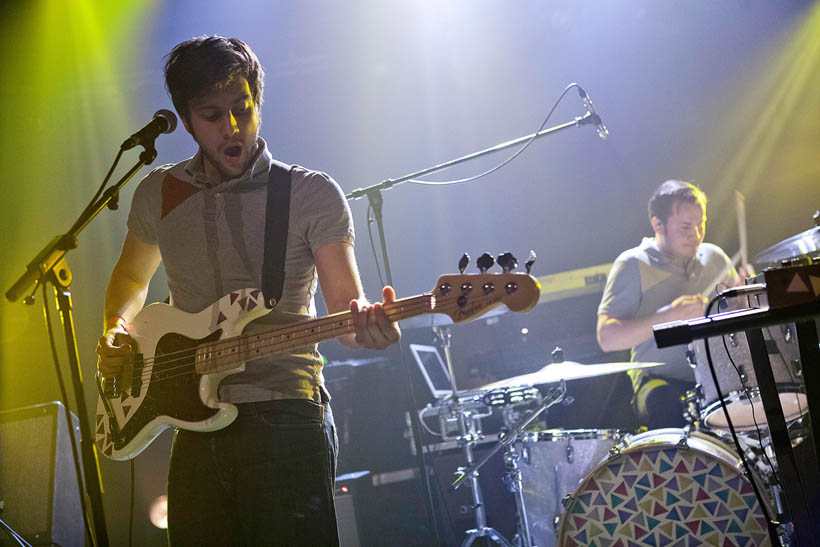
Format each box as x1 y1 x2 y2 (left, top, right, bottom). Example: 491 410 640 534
194 293 435 374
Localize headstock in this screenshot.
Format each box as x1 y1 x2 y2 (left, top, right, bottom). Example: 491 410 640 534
429 251 540 323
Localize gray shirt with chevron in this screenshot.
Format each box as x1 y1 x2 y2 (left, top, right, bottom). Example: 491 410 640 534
598 238 737 383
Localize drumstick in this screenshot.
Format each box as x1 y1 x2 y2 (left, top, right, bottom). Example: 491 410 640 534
736 190 748 269
702 191 748 296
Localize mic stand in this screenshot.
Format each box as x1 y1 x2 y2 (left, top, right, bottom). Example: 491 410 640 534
345 112 597 545
5 145 159 547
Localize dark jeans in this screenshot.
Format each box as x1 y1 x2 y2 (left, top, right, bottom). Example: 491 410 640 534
167 399 339 547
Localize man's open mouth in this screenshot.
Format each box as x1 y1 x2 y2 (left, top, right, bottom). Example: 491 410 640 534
224 145 242 158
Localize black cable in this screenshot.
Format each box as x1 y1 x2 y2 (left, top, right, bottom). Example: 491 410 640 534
70 148 124 234
704 336 777 528
365 83 585 284
405 83 584 187
704 294 779 543
764 324 806 428
720 335 783 483
41 283 96 547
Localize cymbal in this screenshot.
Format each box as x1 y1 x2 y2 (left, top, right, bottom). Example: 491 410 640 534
755 225 820 264
399 306 507 329
480 361 665 390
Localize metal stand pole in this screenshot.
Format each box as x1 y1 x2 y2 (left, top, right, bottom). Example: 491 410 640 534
51 266 110 546
434 326 512 547
502 444 533 547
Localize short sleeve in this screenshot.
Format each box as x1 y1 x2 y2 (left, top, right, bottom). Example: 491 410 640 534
291 170 354 254
598 256 642 320
126 167 166 245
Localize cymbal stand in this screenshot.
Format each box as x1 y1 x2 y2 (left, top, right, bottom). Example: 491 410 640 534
433 326 512 547
452 382 566 547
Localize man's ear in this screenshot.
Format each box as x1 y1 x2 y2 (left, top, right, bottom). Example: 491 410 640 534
651 216 665 236
180 114 192 134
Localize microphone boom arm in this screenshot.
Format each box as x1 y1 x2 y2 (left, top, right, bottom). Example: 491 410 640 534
345 111 600 201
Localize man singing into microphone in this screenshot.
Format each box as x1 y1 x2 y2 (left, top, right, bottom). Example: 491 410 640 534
596 180 741 429
96 36 400 545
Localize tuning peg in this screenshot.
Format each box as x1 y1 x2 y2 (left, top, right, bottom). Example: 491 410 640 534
497 252 518 273
525 250 537 275
476 252 495 274
551 346 565 363
458 253 471 274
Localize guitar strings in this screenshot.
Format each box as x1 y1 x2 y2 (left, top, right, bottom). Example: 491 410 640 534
113 297 440 389
107 277 529 394
127 294 431 369
126 298 437 387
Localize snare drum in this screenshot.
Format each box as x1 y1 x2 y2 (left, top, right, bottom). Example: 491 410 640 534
519 429 622 547
690 323 806 431
557 428 771 546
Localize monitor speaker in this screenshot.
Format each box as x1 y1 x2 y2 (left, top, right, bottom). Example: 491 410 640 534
0 401 83 547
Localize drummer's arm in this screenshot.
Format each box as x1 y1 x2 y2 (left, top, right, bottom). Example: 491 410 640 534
597 295 708 352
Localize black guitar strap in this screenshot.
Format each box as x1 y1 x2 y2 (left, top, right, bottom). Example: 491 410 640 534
262 162 293 309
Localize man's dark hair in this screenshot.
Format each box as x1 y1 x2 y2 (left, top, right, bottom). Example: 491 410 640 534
164 36 265 122
648 179 707 225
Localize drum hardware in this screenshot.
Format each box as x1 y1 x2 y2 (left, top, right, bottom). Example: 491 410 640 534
682 385 703 427
452 382 567 547
551 465 562 534
431 324 514 547
483 386 540 407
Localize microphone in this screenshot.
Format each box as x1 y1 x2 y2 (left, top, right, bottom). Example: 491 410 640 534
577 87 609 140
121 109 178 150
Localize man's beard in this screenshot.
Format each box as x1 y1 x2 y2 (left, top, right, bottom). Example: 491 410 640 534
199 135 260 182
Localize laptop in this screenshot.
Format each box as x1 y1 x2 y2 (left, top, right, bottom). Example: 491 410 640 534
409 344 453 400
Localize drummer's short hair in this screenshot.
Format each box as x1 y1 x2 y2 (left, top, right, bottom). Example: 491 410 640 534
648 180 707 224
164 36 264 123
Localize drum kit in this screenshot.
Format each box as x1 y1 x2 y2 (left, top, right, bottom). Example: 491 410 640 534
416 221 820 547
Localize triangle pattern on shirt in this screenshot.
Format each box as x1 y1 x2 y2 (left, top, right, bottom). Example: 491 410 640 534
639 261 673 293
161 174 201 219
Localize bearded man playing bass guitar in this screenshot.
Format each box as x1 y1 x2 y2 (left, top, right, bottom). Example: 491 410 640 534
96 36 400 546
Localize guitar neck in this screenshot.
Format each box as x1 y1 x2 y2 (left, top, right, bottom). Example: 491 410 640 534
195 294 433 374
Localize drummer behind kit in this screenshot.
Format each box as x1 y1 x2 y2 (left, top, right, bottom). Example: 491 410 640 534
421 215 820 546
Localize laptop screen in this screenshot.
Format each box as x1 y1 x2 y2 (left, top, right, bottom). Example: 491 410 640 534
409 344 452 399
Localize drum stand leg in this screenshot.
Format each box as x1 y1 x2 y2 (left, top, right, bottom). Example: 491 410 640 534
435 326 513 547
501 443 534 547
454 406 513 547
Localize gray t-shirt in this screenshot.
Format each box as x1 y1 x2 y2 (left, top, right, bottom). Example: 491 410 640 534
127 138 354 403
597 237 738 383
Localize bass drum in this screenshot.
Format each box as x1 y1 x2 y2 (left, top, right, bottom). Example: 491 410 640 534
557 429 771 547
518 429 622 547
